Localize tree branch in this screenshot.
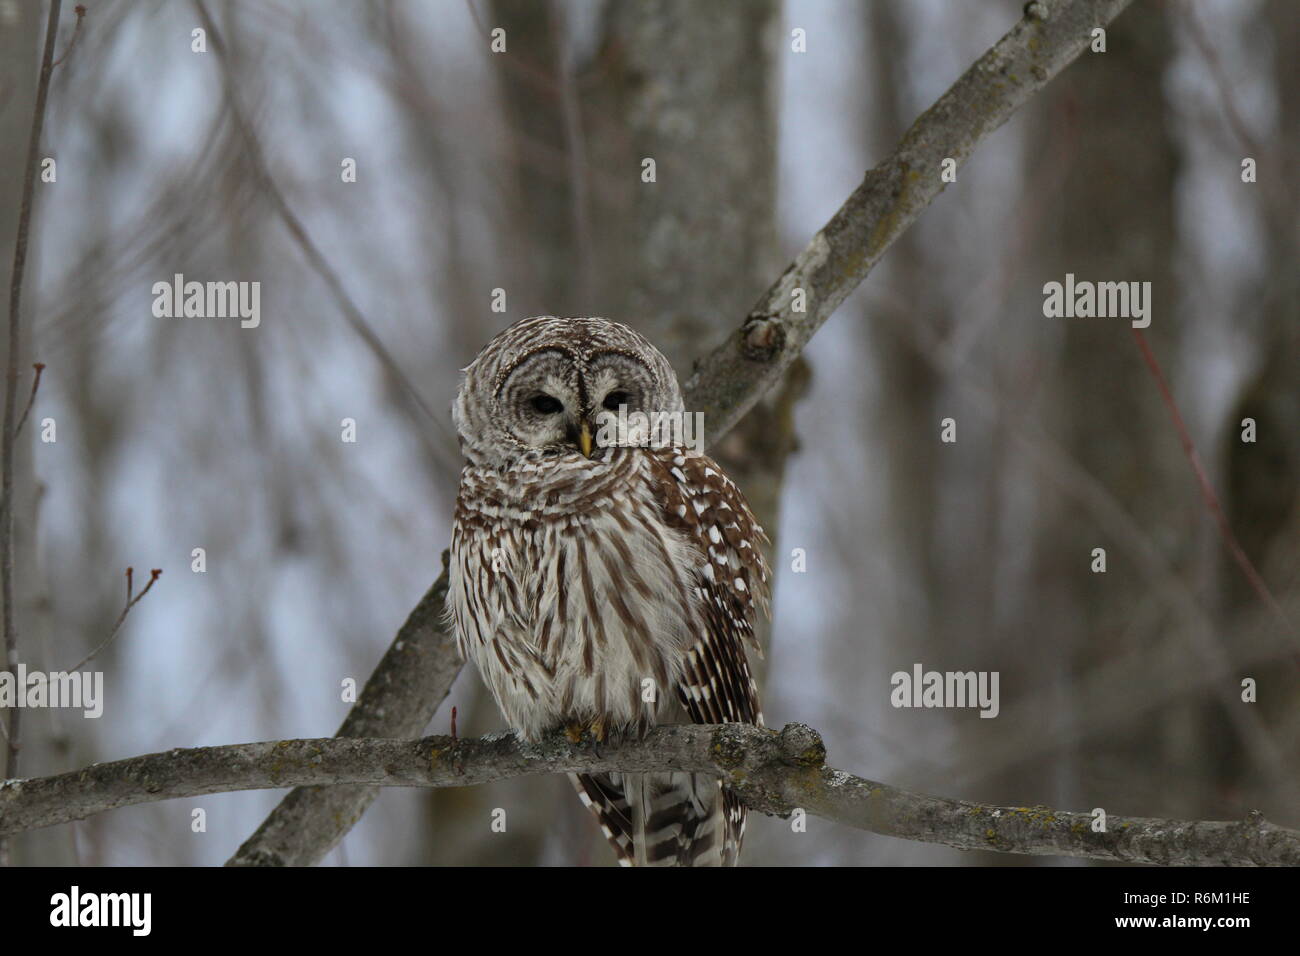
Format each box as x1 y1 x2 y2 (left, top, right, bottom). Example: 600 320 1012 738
685 0 1134 437
3 722 1294 865
229 0 1136 865
228 556 456 865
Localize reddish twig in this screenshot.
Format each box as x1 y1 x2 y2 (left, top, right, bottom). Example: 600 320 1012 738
14 363 45 439
1130 329 1288 626
51 4 87 70
69 568 162 674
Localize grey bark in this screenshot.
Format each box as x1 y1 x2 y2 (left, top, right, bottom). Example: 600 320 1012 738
5 721 1296 866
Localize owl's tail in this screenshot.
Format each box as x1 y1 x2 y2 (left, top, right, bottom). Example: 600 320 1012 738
571 771 744 866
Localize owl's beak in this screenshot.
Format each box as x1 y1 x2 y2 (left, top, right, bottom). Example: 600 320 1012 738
578 421 594 459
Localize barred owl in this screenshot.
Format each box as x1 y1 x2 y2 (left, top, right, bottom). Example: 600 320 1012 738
448 316 770 867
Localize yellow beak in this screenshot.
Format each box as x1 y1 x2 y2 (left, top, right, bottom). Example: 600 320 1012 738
578 422 594 459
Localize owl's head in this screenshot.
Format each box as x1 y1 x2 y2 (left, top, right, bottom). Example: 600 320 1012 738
453 316 685 467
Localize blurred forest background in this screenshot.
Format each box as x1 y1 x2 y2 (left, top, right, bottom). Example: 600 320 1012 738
0 0 1296 866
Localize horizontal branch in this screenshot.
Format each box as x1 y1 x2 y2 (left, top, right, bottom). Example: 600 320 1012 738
4 722 1294 865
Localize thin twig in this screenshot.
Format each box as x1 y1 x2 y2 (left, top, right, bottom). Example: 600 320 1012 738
1176 0 1262 159
1131 328 1289 627
51 4 86 70
191 0 462 476
2 0 64 867
68 568 161 674
463 0 563 96
14 363 45 439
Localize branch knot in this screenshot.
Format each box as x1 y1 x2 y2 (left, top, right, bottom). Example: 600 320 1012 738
777 722 825 768
740 315 785 362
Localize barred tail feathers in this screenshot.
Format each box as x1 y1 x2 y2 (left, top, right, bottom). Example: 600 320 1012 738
571 771 742 866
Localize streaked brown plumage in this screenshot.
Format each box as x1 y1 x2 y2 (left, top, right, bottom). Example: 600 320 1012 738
448 316 770 865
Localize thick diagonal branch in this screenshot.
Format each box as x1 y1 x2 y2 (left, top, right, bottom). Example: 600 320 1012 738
4 722 1294 865
229 0 1136 865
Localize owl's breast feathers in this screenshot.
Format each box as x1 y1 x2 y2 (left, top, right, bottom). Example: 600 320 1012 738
449 445 769 739
449 444 769 866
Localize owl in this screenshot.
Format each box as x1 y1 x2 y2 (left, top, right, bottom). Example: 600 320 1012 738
448 316 770 866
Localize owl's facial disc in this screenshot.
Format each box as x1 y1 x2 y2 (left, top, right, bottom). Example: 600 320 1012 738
586 351 669 450
586 353 649 414
496 349 590 458
494 348 667 460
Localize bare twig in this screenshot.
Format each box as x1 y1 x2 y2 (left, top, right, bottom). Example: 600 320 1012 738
191 0 462 476
3 723 1296 865
2 0 64 867
50 3 86 70
67 568 162 674
463 0 563 96
1131 329 1290 628
13 363 45 440
1175 0 1262 159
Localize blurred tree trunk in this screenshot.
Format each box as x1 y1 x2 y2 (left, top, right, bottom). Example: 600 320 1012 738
1028 4 1204 823
482 0 790 863
864 2 943 681
856 1 959 865
1219 0 1300 817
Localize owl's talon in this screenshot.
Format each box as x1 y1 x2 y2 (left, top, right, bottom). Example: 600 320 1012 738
564 720 585 745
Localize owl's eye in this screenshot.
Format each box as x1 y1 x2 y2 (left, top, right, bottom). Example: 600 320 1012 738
602 391 633 411
530 394 563 415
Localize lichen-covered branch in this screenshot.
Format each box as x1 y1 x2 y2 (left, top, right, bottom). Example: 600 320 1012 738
3 723 1293 865
684 0 1135 438
230 0 1136 865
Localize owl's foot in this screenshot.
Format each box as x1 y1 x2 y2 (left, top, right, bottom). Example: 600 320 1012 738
563 717 608 753
564 720 585 745
586 716 609 758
